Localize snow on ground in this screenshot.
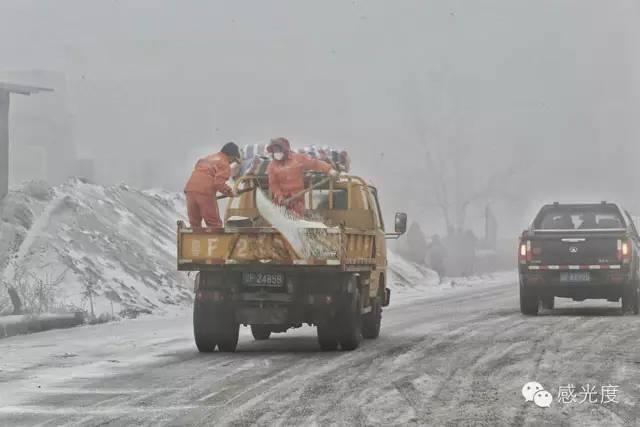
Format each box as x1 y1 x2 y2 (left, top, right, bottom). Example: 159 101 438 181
0 179 192 317
387 249 516 305
5 274 638 426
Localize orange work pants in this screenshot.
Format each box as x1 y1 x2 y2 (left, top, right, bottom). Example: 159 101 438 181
186 192 222 229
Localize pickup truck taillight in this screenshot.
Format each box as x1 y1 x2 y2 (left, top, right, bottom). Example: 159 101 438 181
519 240 531 264
617 239 632 264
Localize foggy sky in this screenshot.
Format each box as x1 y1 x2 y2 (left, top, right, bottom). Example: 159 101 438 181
1 0 639 237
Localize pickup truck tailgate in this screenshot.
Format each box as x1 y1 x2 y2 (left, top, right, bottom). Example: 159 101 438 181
529 232 623 265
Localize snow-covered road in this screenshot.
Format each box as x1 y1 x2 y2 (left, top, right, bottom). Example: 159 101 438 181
1 276 639 426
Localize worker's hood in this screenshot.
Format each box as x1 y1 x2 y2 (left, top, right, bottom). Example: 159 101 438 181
267 137 291 154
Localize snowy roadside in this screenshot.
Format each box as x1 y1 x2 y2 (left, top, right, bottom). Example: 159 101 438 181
0 179 192 319
0 313 85 338
390 271 517 307
0 310 194 409
387 250 517 306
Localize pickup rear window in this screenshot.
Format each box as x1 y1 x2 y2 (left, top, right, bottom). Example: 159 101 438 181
534 205 625 230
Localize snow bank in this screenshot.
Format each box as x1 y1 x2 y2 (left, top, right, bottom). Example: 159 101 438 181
0 179 192 317
387 249 516 305
387 250 439 289
387 250 440 304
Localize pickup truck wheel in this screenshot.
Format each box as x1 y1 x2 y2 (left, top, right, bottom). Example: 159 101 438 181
622 280 640 315
362 298 381 339
520 283 539 315
216 321 240 352
193 301 217 353
338 286 363 351
540 295 554 310
251 325 271 340
317 322 338 351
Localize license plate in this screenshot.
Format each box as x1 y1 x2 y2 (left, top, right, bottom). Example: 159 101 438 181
242 272 285 287
560 272 591 282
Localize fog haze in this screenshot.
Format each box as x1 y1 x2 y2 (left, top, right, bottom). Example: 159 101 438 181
1 0 639 236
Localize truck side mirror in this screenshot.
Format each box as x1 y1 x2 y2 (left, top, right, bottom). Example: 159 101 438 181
395 212 407 235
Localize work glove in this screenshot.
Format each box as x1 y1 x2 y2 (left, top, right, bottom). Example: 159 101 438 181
329 169 339 178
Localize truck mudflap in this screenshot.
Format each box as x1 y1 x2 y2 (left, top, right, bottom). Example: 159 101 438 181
383 288 391 307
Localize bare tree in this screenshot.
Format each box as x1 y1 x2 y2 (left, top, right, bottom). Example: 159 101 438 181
401 69 517 232
12 265 68 314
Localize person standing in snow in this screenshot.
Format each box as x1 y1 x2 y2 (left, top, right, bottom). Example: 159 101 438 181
266 137 339 217
427 234 447 283
461 230 478 277
184 142 241 230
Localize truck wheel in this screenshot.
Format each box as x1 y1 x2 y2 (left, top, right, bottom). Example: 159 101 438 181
622 280 640 315
251 325 271 340
338 286 363 351
216 321 240 352
193 301 217 353
520 282 539 316
540 295 554 310
362 298 381 339
317 322 338 351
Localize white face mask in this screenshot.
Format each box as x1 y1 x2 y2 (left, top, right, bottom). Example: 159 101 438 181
273 152 284 161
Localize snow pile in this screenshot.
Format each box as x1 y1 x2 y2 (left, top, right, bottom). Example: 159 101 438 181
0 179 192 317
386 250 441 304
387 250 439 289
387 249 517 305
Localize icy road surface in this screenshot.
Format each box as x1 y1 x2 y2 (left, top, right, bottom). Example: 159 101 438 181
1 276 639 426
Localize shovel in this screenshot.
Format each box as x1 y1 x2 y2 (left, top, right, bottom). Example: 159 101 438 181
216 186 256 200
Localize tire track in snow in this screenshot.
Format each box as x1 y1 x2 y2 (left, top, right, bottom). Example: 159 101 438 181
10 279 640 426
209 280 519 425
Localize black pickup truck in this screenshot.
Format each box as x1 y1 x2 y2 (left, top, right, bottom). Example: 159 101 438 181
519 202 640 315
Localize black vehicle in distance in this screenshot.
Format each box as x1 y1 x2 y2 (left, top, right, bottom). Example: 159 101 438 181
518 202 640 315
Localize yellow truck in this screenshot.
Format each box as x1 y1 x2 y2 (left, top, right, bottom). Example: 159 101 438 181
177 173 407 352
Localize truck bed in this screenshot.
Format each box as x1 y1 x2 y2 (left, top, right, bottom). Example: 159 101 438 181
176 221 377 270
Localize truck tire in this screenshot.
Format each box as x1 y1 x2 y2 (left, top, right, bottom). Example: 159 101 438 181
338 286 363 351
362 298 381 339
193 301 217 353
622 280 640 315
251 325 271 340
317 322 338 351
519 282 539 316
216 321 240 352
540 295 554 310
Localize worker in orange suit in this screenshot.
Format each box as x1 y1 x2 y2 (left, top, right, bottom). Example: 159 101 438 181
184 142 241 230
266 137 338 217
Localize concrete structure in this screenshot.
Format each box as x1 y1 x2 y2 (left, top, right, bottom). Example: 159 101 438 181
0 82 52 199
1 70 76 187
